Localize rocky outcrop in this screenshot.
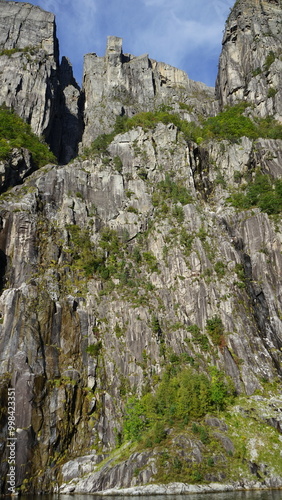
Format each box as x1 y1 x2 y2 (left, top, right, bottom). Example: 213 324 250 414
216 0 282 120
82 36 216 147
0 148 36 192
0 3 59 140
0 1 82 163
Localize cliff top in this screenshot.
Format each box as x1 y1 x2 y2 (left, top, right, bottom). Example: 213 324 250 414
0 1 57 56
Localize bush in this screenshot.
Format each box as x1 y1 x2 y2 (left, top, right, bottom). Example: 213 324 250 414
86 341 102 356
206 316 225 345
229 174 282 215
151 315 161 334
201 103 257 141
180 229 194 254
267 88 277 98
123 365 234 443
200 103 282 142
187 324 209 351
143 251 158 272
153 174 193 207
0 106 56 166
263 51 276 71
214 261 226 278
85 103 282 162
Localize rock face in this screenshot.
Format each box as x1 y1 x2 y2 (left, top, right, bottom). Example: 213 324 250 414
82 36 216 147
0 1 82 163
216 0 282 120
0 0 282 495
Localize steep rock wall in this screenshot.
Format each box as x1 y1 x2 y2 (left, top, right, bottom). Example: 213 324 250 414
0 0 282 494
216 0 282 120
82 36 216 147
0 124 282 491
0 1 82 163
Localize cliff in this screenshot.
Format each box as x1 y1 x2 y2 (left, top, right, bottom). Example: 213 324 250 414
0 0 282 495
0 1 82 164
216 0 282 120
82 36 216 147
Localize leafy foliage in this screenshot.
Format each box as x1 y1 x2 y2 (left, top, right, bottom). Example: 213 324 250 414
229 174 282 215
123 365 234 443
152 174 193 210
125 104 282 143
86 341 102 356
263 51 276 71
206 316 225 345
0 46 39 57
201 103 257 141
85 102 282 161
0 106 56 166
187 324 209 351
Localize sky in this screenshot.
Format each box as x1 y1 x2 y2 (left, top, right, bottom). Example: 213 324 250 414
11 0 235 87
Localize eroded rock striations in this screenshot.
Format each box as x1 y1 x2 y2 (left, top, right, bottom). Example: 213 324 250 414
0 0 282 495
82 36 216 147
216 0 282 120
0 1 82 163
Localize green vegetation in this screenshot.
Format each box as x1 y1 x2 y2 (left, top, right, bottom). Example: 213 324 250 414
179 102 193 112
0 106 56 166
228 173 282 215
86 341 102 356
267 87 277 98
151 315 162 334
123 364 234 443
187 324 209 351
206 316 225 346
263 50 276 71
179 229 194 255
84 102 282 161
83 116 128 157
214 260 226 278
0 46 39 58
65 224 103 278
200 102 282 142
152 174 193 206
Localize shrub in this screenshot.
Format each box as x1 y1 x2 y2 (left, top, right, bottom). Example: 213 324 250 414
267 88 277 98
153 174 193 207
123 397 149 441
0 106 56 166
151 315 162 334
201 103 257 141
206 316 225 345
123 365 233 443
187 324 209 351
214 260 226 278
113 156 123 173
143 251 158 272
0 46 39 57
172 204 184 222
229 174 282 215
263 51 276 71
180 229 194 254
85 103 282 163
86 341 102 356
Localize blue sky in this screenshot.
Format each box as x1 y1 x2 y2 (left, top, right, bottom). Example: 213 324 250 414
14 0 234 87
